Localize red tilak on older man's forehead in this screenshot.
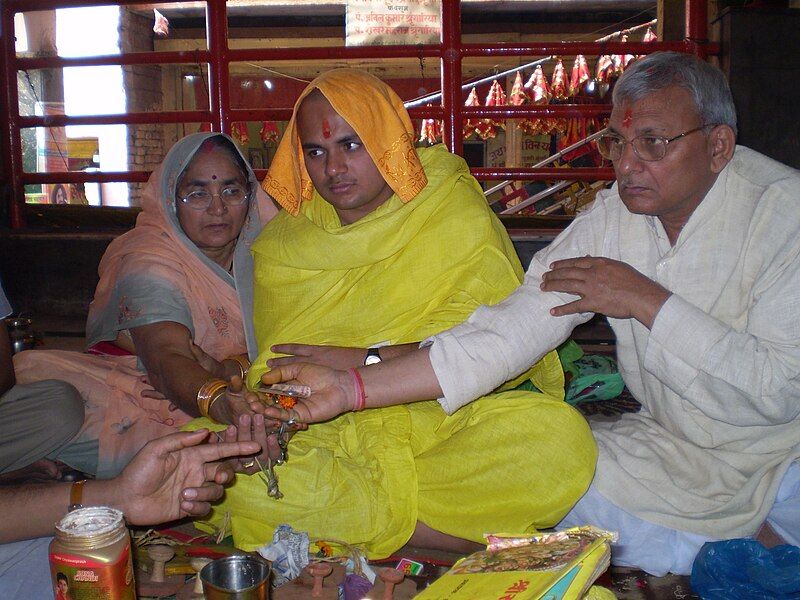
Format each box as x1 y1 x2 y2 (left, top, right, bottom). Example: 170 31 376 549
322 118 332 138
622 108 633 128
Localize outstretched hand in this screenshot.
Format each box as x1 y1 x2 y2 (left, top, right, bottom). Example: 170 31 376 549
252 364 353 425
208 375 256 425
216 419 285 475
268 344 366 371
540 256 671 328
114 429 260 524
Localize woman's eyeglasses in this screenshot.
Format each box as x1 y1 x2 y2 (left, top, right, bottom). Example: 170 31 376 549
597 125 714 162
178 184 252 210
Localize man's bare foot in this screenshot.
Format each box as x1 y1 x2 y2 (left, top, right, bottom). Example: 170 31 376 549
408 521 483 554
0 459 63 485
755 522 787 549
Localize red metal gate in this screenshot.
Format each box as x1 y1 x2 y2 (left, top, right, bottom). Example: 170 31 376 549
1 0 717 228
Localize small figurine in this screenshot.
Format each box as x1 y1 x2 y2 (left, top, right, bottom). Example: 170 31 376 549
378 568 404 600
147 544 175 583
307 562 334 598
189 557 212 597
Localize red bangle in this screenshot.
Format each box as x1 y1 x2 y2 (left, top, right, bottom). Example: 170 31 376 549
348 368 367 411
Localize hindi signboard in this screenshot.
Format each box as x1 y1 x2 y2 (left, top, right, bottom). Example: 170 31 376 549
346 0 441 46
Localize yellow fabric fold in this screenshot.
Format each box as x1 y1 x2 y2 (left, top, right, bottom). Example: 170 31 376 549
249 144 560 391
262 68 427 215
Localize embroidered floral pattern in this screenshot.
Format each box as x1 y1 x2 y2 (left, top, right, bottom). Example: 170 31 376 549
209 306 230 337
117 296 142 325
111 416 134 434
377 132 427 201
264 174 300 215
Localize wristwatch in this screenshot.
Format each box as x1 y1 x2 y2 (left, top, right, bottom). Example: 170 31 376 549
364 347 382 366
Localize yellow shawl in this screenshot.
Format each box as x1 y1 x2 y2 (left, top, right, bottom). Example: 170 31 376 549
249 144 563 397
262 68 427 215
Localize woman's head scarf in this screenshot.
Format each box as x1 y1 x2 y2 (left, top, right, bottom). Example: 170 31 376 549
140 131 275 261
86 132 277 350
263 68 427 215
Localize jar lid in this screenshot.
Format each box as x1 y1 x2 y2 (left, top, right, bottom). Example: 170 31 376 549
56 506 125 537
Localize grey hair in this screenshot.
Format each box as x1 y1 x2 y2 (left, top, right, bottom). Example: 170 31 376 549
613 51 737 136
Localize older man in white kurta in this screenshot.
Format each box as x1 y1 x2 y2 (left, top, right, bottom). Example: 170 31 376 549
430 143 800 574
425 51 800 575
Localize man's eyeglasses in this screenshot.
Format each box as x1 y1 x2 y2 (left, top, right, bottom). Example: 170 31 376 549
597 125 714 162
178 184 252 210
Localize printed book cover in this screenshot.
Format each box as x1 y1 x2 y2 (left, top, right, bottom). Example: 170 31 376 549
414 526 615 600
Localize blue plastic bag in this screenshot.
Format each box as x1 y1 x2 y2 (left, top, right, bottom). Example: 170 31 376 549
691 539 800 599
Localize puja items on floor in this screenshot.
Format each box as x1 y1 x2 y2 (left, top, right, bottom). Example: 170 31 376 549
256 524 416 599
198 554 272 597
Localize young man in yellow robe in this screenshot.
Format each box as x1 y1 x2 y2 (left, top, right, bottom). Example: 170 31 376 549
200 69 596 557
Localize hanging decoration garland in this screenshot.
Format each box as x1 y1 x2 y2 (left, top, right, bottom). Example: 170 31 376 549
419 105 442 145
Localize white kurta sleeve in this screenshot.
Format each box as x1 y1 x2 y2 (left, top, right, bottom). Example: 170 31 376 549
429 195 612 414
645 220 800 427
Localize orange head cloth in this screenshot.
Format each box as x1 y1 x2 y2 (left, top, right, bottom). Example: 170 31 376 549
262 68 428 216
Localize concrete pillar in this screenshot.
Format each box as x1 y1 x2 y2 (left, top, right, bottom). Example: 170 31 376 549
23 10 68 201
657 0 686 40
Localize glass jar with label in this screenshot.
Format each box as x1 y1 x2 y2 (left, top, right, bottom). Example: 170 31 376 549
49 506 136 599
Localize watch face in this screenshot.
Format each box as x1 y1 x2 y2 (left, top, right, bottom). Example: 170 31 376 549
364 349 382 366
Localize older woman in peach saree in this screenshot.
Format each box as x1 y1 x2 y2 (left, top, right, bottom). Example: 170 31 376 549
13 133 277 478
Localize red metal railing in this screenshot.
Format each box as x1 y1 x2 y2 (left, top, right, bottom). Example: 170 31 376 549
1 0 717 228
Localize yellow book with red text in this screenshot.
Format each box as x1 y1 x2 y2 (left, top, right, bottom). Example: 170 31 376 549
414 527 614 600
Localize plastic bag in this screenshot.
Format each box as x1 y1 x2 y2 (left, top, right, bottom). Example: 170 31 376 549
690 539 800 599
558 341 624 405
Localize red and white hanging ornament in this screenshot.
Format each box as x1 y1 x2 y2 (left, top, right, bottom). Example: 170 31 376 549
509 71 531 135
596 55 615 83
259 121 280 144
475 79 506 140
522 65 553 136
418 105 442 145
463 88 481 140
231 122 249 145
569 55 591 97
509 71 529 106
612 34 635 74
550 58 570 101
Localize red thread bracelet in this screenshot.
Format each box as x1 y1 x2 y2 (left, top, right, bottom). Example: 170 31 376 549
348 368 367 411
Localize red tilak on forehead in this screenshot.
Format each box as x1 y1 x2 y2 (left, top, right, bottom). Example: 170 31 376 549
322 118 331 138
623 108 633 128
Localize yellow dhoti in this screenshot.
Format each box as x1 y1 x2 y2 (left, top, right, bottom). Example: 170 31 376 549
218 391 594 556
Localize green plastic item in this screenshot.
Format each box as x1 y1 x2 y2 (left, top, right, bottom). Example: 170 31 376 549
557 340 624 405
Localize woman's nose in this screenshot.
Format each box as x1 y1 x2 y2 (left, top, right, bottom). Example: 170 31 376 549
206 193 228 215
